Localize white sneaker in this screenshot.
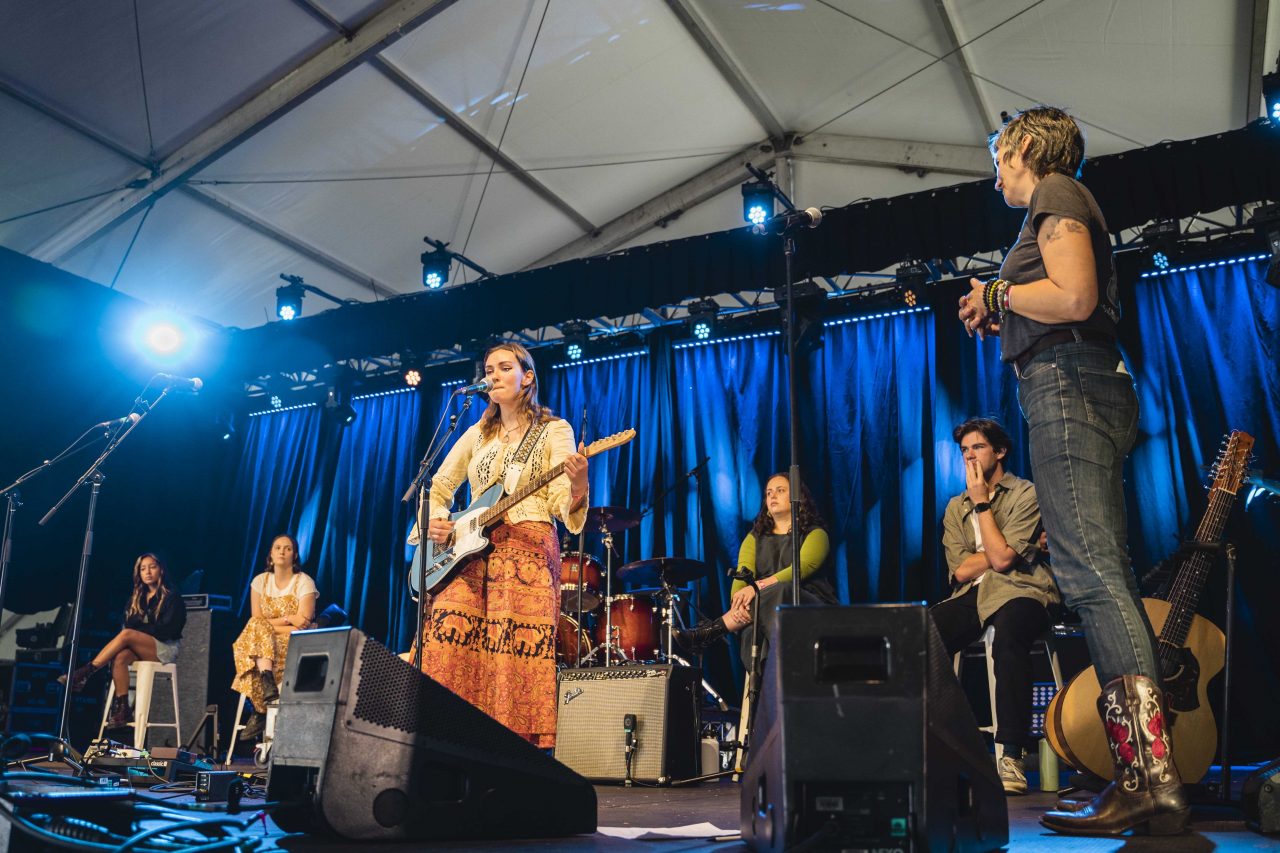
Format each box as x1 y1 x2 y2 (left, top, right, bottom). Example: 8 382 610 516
998 754 1027 795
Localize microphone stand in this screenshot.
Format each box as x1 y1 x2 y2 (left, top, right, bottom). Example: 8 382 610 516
745 163 807 606
403 391 476 670
40 392 166 754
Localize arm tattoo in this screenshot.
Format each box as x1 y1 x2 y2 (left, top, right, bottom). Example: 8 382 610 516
1041 215 1088 243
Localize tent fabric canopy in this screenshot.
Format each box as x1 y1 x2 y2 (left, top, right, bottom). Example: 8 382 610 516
1 0 1276 331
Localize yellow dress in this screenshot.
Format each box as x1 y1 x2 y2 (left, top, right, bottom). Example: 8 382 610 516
231 572 316 712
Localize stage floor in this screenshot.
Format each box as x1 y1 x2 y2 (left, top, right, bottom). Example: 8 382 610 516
3 765 1274 851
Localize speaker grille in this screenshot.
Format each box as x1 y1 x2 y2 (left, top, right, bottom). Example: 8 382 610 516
350 635 579 782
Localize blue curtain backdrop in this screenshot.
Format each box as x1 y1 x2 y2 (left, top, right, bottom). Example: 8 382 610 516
212 257 1278 758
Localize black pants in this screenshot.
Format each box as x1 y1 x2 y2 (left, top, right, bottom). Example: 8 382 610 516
737 582 829 675
929 586 1050 750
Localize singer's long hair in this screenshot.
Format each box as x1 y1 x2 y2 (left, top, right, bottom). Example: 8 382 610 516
125 553 171 620
477 343 554 442
750 473 825 540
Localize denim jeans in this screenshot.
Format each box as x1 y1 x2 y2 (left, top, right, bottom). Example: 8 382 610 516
1016 340 1159 686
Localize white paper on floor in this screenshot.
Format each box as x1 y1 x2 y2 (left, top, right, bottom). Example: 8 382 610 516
598 822 738 840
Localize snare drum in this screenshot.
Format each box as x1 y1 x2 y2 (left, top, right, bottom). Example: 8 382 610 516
556 613 593 667
596 594 661 662
559 551 602 613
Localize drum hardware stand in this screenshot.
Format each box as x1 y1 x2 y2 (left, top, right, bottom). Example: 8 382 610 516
599 520 619 667
402 392 477 670
668 651 730 713
572 404 590 668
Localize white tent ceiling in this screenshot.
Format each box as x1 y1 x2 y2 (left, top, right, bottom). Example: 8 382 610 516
2 0 1277 331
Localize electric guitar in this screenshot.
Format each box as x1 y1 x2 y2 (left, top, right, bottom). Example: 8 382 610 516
1044 430 1253 783
408 428 636 598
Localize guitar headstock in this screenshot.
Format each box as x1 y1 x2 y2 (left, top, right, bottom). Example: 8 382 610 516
582 429 637 458
1209 430 1255 495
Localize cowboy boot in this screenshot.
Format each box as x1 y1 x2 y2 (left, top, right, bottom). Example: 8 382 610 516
674 617 730 653
1040 675 1189 836
106 695 133 728
57 662 100 693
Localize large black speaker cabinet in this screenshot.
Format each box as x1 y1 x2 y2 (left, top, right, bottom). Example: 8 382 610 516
554 665 700 783
1242 756 1280 835
266 627 597 841
740 604 1007 852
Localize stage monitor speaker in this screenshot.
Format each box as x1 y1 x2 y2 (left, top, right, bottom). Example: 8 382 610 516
554 665 700 783
266 627 597 841
1242 756 1280 835
740 604 1008 853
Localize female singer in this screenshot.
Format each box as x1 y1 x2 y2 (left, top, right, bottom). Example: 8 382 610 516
958 106 1182 835
678 473 835 666
416 343 588 748
231 534 317 741
61 553 186 728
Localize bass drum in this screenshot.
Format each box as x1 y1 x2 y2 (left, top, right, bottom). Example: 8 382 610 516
596 594 662 663
556 613 594 667
559 552 602 613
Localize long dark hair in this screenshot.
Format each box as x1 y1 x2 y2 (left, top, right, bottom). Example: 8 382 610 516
750 473 825 540
126 553 170 619
477 343 554 441
264 533 301 573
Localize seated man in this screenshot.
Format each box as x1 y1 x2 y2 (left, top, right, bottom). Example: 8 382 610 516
931 417 1059 795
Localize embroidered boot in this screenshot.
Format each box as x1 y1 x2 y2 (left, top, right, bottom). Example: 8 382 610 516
106 695 133 728
674 617 730 653
1040 674 1189 836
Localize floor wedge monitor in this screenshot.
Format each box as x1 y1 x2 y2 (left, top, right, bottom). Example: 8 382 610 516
740 604 1008 853
266 627 597 841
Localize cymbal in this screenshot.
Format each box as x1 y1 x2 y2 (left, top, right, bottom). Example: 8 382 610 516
585 505 641 532
616 556 707 586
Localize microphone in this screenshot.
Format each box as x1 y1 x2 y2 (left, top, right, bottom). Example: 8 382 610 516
155 373 203 393
755 207 823 235
94 413 142 430
455 378 493 396
622 713 637 786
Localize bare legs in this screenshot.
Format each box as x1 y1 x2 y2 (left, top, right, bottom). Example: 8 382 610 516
90 629 160 697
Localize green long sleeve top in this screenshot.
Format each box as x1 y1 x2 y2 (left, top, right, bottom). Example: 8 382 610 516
730 527 831 595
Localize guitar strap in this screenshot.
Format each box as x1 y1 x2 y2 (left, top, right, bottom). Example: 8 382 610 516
501 420 549 495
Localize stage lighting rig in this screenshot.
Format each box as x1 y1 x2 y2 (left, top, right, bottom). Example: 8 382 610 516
686 298 720 341
560 321 591 361
275 274 354 321
1264 69 1280 124
1140 220 1181 271
421 236 493 290
1250 203 1280 287
741 179 774 227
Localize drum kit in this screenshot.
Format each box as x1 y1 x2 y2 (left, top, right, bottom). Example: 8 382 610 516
557 505 709 669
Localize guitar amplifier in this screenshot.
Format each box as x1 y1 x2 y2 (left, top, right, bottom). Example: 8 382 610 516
554 665 700 784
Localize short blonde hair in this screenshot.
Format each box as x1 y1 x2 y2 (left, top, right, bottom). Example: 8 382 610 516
988 106 1085 179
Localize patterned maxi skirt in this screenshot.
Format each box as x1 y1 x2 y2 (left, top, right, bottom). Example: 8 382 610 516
231 590 302 713
419 521 561 747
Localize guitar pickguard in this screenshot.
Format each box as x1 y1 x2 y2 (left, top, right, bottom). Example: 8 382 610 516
1160 645 1202 715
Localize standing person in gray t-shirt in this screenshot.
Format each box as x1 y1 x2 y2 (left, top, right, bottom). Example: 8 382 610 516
957 107 1186 837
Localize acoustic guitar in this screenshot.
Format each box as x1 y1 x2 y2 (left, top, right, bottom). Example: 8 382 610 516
1044 430 1253 783
407 428 635 598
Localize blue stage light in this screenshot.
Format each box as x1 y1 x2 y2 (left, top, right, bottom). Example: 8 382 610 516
1153 251 1169 270
741 180 773 227
276 283 304 320
421 250 451 289
566 342 583 361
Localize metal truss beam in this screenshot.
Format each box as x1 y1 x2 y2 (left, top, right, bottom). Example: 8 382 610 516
664 0 786 143
180 186 401 300
30 0 460 263
526 141 777 269
789 132 992 177
931 0 1000 137
1245 0 1271 122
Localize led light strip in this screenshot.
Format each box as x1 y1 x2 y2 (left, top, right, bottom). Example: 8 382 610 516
1139 253 1269 279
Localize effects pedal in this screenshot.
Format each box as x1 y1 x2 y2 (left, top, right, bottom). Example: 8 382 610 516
195 770 242 803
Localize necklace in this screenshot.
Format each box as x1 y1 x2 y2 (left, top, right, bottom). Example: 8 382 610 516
500 421 524 443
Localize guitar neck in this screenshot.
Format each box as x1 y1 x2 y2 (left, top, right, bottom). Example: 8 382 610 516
478 461 567 527
1157 482 1237 653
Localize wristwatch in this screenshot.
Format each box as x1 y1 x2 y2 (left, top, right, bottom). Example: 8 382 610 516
973 501 992 514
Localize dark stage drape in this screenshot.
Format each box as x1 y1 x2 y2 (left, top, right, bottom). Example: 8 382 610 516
213 257 1278 757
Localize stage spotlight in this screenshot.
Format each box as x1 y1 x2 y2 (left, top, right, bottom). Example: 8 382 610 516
1251 203 1280 287
270 394 283 409
324 388 357 426
1141 220 1180 272
1264 70 1280 124
741 180 774 227
144 322 183 355
421 249 452 289
403 368 422 387
560 321 591 361
902 289 917 307
687 298 720 341
276 283 305 320
400 349 424 387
